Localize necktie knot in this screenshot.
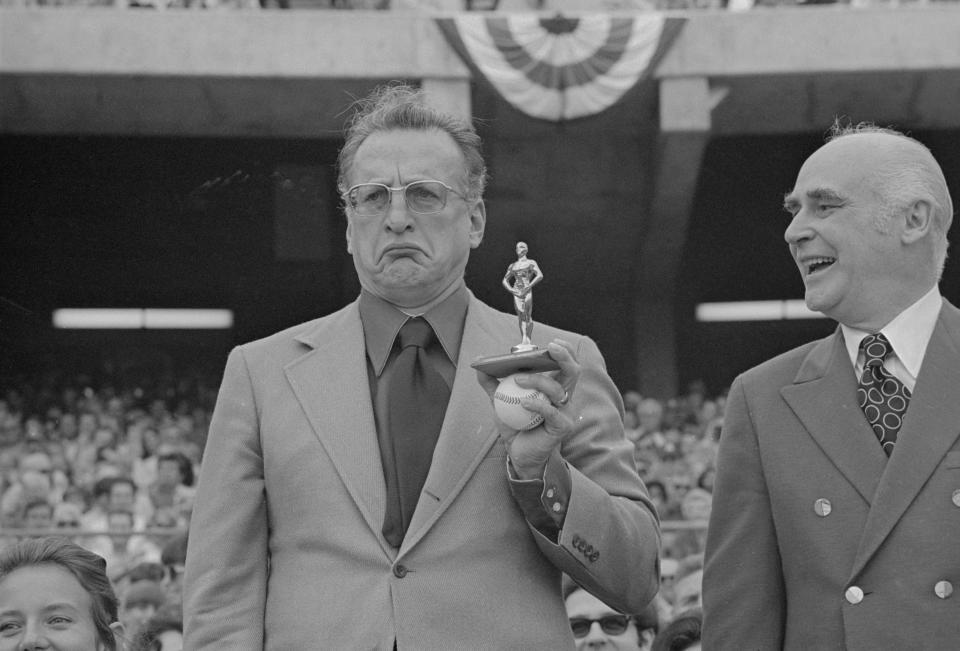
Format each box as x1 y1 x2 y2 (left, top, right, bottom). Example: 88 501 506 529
397 317 436 351
861 333 892 368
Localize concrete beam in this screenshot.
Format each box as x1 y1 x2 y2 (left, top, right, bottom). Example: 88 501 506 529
656 6 960 77
0 9 470 79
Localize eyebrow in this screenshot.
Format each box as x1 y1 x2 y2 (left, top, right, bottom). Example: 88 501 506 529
783 187 848 211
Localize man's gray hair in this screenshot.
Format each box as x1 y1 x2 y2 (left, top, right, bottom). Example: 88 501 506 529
828 121 953 276
337 83 488 202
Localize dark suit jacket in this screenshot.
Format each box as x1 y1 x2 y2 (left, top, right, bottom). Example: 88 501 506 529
183 292 660 650
703 299 960 650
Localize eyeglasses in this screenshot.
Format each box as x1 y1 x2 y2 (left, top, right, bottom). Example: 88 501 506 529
343 180 469 217
569 614 632 638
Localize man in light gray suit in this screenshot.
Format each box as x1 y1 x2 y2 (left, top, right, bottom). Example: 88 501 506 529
184 84 660 650
703 124 960 650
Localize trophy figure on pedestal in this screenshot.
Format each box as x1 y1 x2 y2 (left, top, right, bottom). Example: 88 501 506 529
502 241 543 353
471 242 560 379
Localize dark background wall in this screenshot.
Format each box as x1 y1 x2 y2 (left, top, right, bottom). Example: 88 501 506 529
4 125 959 396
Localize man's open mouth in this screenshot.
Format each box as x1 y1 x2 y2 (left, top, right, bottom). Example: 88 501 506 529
805 257 836 276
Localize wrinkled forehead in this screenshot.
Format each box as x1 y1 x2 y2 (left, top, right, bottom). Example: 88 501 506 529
348 128 467 186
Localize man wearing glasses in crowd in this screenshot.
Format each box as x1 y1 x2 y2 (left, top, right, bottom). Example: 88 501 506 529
565 581 659 650
184 84 660 649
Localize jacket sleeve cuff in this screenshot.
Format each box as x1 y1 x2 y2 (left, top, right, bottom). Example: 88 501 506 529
505 450 572 541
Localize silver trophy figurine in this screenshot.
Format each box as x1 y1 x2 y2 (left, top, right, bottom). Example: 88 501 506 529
472 242 560 377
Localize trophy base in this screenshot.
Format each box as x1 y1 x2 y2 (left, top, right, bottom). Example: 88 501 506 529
470 348 560 378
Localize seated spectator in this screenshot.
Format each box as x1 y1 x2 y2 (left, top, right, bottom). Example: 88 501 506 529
21 498 55 536
53 501 84 532
680 488 712 523
0 536 125 650
0 455 53 528
565 579 658 650
121 580 169 642
84 476 150 532
87 508 162 581
148 452 195 529
80 476 116 532
651 608 702 651
130 608 183 651
645 479 669 520
634 398 667 450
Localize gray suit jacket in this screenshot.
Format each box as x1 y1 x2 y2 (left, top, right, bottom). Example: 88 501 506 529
703 299 960 650
184 292 660 650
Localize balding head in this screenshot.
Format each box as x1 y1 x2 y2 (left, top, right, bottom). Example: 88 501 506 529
826 124 952 275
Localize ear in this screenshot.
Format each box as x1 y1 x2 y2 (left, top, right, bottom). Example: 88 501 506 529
468 200 486 249
901 199 933 245
345 217 354 255
639 627 656 649
104 621 125 651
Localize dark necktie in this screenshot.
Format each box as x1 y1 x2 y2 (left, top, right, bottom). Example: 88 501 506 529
382 317 450 548
857 333 911 457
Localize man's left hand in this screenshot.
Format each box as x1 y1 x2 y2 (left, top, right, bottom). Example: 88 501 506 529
476 339 580 479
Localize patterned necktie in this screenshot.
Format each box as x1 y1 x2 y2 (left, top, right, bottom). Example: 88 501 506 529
382 317 450 548
857 333 911 457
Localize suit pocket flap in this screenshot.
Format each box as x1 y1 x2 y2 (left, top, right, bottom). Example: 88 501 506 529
945 450 960 468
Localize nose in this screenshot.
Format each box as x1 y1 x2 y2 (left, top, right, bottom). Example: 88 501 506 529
784 209 813 246
18 623 49 650
383 188 413 233
582 620 607 646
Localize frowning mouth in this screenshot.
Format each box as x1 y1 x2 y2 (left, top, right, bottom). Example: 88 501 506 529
380 245 423 261
803 256 836 276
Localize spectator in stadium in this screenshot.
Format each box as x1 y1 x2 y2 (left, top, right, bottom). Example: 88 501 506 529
651 608 701 651
80 476 115 531
21 498 55 536
0 537 125 651
130 609 183 651
184 82 660 650
53 501 85 532
704 124 960 649
670 554 703 617
120 580 169 643
148 451 195 528
565 581 658 650
0 454 53 527
88 508 162 581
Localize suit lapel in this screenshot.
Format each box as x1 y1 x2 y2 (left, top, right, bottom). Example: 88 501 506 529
851 302 960 576
781 329 887 505
283 303 391 556
401 296 503 553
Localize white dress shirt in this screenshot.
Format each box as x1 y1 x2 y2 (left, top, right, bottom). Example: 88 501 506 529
841 285 943 392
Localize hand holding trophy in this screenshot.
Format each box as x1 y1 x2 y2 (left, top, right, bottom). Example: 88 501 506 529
473 243 570 433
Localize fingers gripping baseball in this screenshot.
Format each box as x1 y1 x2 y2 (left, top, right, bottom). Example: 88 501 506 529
474 339 581 479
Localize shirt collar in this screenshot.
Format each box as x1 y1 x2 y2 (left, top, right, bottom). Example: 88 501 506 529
358 283 469 376
841 285 942 376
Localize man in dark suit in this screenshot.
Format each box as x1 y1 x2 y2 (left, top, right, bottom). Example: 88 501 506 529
183 84 660 650
702 124 959 649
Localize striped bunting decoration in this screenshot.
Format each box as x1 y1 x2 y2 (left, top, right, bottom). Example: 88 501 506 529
437 14 685 122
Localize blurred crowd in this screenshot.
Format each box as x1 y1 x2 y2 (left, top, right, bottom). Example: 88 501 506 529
0 361 720 649
0 364 217 649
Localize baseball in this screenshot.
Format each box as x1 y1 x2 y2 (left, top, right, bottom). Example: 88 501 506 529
493 374 545 431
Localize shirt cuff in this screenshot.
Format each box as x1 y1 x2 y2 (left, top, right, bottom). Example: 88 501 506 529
506 451 572 541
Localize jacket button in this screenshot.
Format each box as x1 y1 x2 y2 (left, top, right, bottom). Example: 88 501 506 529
393 564 408 578
952 489 960 508
934 581 953 599
845 586 864 604
814 498 832 517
